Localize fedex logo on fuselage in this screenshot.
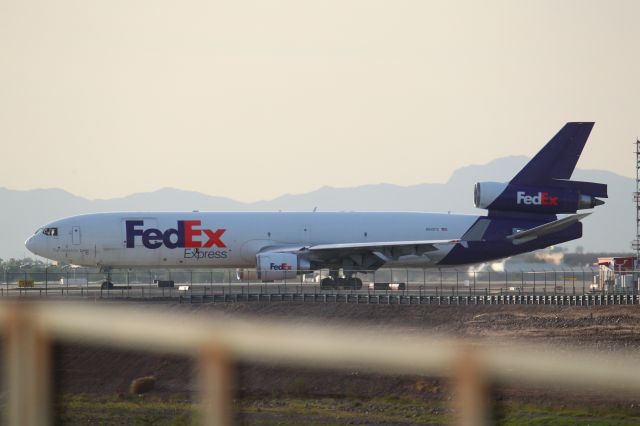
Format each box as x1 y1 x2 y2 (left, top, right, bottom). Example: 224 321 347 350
125 220 226 249
270 262 292 271
516 191 559 206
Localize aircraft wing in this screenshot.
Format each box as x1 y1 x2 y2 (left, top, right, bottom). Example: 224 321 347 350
263 239 462 268
307 239 460 252
507 212 591 245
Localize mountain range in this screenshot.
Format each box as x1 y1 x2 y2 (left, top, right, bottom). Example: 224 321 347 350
0 156 633 259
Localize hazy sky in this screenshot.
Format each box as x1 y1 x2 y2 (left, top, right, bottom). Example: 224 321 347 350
1 0 638 202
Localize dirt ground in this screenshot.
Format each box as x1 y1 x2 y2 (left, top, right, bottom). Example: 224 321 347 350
49 302 640 424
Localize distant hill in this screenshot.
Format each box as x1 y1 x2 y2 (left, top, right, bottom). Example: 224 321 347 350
0 156 633 259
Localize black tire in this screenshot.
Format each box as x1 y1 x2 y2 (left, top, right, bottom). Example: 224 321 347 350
353 278 363 290
320 278 335 290
339 278 362 290
101 281 114 289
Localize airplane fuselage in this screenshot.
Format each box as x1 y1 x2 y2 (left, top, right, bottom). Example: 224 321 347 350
25 211 581 270
24 123 605 281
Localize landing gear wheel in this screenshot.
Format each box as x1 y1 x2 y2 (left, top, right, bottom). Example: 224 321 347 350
341 278 363 290
352 277 363 290
320 278 336 290
100 267 114 290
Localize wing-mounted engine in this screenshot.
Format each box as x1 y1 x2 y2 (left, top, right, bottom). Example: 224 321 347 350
256 252 310 282
474 180 606 215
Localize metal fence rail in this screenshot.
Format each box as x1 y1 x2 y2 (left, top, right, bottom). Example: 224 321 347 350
0 267 618 297
4 266 640 306
6 290 640 307
2 301 640 425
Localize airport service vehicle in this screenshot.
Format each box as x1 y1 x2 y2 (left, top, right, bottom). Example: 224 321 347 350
25 123 607 289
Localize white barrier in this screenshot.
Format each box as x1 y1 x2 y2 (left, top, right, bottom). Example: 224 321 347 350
59 278 88 286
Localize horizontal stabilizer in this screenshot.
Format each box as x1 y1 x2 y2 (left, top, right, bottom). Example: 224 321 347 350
550 179 608 198
507 213 591 245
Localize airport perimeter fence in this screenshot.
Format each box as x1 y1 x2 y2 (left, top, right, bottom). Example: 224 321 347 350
4 301 640 426
0 266 617 299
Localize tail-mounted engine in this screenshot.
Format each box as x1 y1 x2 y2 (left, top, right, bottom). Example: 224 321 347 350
256 252 310 282
474 180 606 214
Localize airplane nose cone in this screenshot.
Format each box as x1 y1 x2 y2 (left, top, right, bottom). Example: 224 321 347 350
25 236 37 255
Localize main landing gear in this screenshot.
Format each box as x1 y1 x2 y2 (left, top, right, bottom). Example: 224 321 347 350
320 271 363 290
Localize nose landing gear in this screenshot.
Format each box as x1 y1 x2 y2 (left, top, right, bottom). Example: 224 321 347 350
100 267 114 289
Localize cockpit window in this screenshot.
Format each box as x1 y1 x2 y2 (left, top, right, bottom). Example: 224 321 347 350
43 227 58 236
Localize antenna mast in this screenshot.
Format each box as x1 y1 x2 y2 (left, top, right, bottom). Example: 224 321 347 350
634 139 640 261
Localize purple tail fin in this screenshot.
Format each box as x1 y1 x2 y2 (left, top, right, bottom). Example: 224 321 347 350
510 122 594 185
481 122 607 218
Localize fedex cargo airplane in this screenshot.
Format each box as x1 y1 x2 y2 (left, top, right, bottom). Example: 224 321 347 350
25 123 607 289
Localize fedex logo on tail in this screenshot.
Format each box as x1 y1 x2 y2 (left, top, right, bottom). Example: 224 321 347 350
516 191 559 206
126 220 226 249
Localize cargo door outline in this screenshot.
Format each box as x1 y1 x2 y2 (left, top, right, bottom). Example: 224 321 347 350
72 226 81 245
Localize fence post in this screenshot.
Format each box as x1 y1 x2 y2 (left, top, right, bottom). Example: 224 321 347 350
199 345 233 426
473 271 476 296
532 269 536 295
406 269 409 294
455 270 459 296
5 304 52 426
453 345 491 426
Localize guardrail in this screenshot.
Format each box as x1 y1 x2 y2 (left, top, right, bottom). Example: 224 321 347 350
2 301 640 425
